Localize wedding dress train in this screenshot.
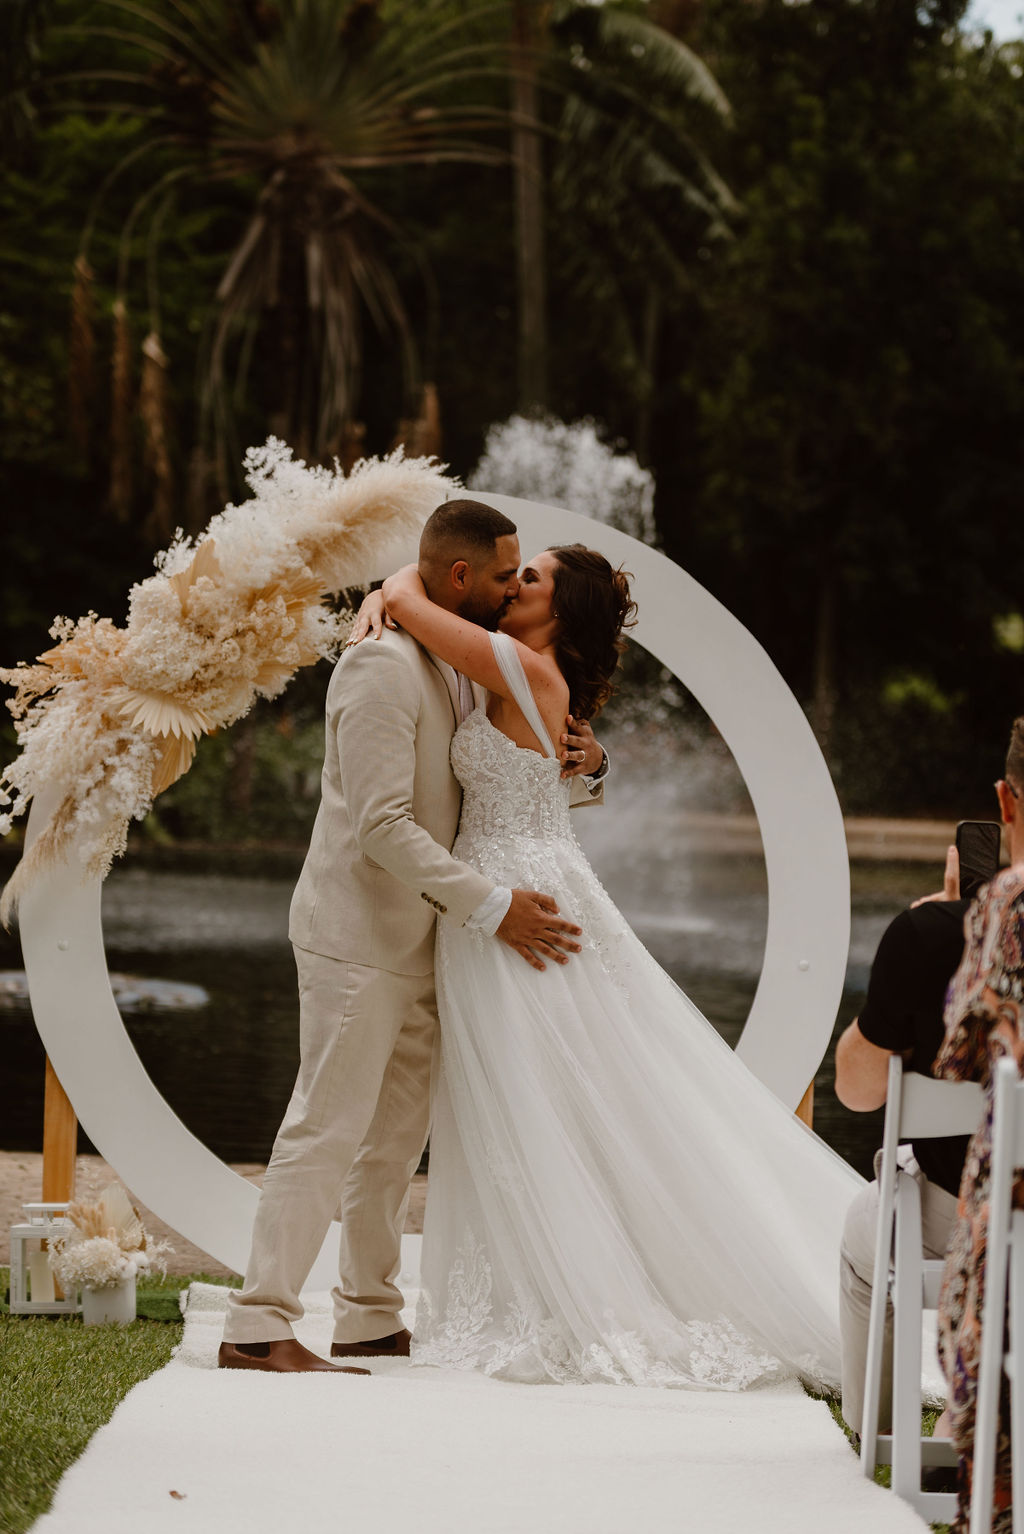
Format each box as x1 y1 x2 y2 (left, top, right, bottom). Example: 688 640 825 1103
413 632 860 1390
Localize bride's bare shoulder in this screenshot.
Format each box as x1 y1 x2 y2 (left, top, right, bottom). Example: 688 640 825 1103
518 646 570 708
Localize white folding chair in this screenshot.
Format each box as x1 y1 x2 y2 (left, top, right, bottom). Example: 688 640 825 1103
970 1055 1024 1534
861 1054 983 1523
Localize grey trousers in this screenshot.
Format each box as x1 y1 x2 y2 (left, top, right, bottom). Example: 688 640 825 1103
223 946 439 1346
839 1145 958 1437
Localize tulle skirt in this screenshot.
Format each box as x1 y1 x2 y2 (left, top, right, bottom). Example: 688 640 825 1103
413 831 860 1390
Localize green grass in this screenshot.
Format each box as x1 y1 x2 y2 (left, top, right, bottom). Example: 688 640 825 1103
819 1392 953 1534
0 1268 238 1534
0 1272 955 1534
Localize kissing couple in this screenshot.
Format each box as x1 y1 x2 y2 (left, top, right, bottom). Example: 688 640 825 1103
220 497 859 1389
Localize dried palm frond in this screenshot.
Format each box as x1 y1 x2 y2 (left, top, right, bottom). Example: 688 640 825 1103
166 538 222 612
252 571 325 620
67 1183 145 1248
99 1183 146 1250
111 690 211 740
150 732 197 797
0 440 459 920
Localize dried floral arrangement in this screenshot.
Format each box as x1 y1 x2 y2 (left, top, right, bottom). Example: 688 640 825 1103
0 440 457 921
48 1182 172 1291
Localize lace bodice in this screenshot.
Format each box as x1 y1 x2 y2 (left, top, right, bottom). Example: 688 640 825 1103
450 708 573 857
445 700 634 982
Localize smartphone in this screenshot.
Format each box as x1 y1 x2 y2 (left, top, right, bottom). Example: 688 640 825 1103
955 820 1002 900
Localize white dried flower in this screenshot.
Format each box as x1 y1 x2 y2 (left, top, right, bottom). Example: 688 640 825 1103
48 1183 173 1289
0 442 458 916
49 1235 134 1290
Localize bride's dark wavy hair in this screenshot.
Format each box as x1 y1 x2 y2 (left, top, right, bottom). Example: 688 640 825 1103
548 544 637 720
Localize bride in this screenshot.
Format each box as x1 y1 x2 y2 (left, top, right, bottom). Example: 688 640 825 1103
361 543 861 1391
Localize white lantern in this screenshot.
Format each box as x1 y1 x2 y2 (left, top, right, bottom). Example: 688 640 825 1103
8 1202 80 1314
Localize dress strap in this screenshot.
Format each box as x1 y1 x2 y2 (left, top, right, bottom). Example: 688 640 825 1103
489 632 557 759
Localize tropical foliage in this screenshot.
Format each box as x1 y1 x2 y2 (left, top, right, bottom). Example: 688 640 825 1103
50 0 515 504
3 0 1024 816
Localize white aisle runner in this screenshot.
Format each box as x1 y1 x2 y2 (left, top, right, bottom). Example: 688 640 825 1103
33 1273 931 1534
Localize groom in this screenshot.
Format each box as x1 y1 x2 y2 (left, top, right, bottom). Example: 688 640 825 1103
219 499 604 1372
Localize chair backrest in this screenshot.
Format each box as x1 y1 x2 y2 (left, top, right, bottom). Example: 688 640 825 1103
897 1065 985 1139
992 1055 1024 1175
876 1057 983 1195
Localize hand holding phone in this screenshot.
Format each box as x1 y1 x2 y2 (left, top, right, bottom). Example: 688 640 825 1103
955 820 1002 900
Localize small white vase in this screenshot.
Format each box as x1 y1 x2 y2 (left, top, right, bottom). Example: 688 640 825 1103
81 1274 137 1325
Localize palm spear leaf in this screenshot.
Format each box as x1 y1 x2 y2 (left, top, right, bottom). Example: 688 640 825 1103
557 5 730 118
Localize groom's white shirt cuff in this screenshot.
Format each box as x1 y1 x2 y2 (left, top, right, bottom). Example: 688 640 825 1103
468 885 513 936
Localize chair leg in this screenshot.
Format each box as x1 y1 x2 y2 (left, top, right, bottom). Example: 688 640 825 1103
971 1063 1016 1534
862 1059 903 1478
892 1170 925 1503
861 1235 892 1475
1010 1218 1022 1534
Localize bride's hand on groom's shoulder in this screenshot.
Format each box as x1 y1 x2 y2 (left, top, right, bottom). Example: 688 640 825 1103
497 890 583 972
346 587 397 646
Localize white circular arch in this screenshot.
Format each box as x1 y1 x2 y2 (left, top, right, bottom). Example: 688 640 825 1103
18 498 850 1278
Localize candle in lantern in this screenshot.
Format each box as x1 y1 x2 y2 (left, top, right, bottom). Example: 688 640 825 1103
28 1247 56 1304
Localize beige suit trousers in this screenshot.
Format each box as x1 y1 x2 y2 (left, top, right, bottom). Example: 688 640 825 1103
839 1145 957 1437
223 946 439 1345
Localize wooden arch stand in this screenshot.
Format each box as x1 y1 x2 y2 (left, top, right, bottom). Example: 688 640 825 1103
42 1057 77 1204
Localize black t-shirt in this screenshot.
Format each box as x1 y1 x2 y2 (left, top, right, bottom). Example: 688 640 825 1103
857 898 970 1197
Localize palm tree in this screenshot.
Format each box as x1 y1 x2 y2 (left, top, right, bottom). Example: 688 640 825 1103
510 0 549 410
507 0 734 415
48 0 509 512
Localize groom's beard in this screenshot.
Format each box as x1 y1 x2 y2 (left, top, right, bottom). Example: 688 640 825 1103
457 594 513 630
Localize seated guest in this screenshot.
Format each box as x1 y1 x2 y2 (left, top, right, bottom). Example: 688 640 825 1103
936 720 1024 1534
835 844 970 1443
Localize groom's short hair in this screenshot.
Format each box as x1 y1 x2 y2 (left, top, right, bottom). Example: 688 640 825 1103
420 499 517 566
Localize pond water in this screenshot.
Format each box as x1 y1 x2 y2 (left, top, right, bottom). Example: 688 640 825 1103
0 824 939 1182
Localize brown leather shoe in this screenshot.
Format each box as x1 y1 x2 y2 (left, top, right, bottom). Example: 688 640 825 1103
218 1339 370 1374
331 1326 412 1358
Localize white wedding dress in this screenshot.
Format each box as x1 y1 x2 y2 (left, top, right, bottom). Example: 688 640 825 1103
413 632 861 1390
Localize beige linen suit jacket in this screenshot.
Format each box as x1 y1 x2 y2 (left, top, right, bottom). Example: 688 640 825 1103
289 625 496 975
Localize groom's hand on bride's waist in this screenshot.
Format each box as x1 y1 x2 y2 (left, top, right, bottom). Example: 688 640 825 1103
497 890 583 972
559 715 606 780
